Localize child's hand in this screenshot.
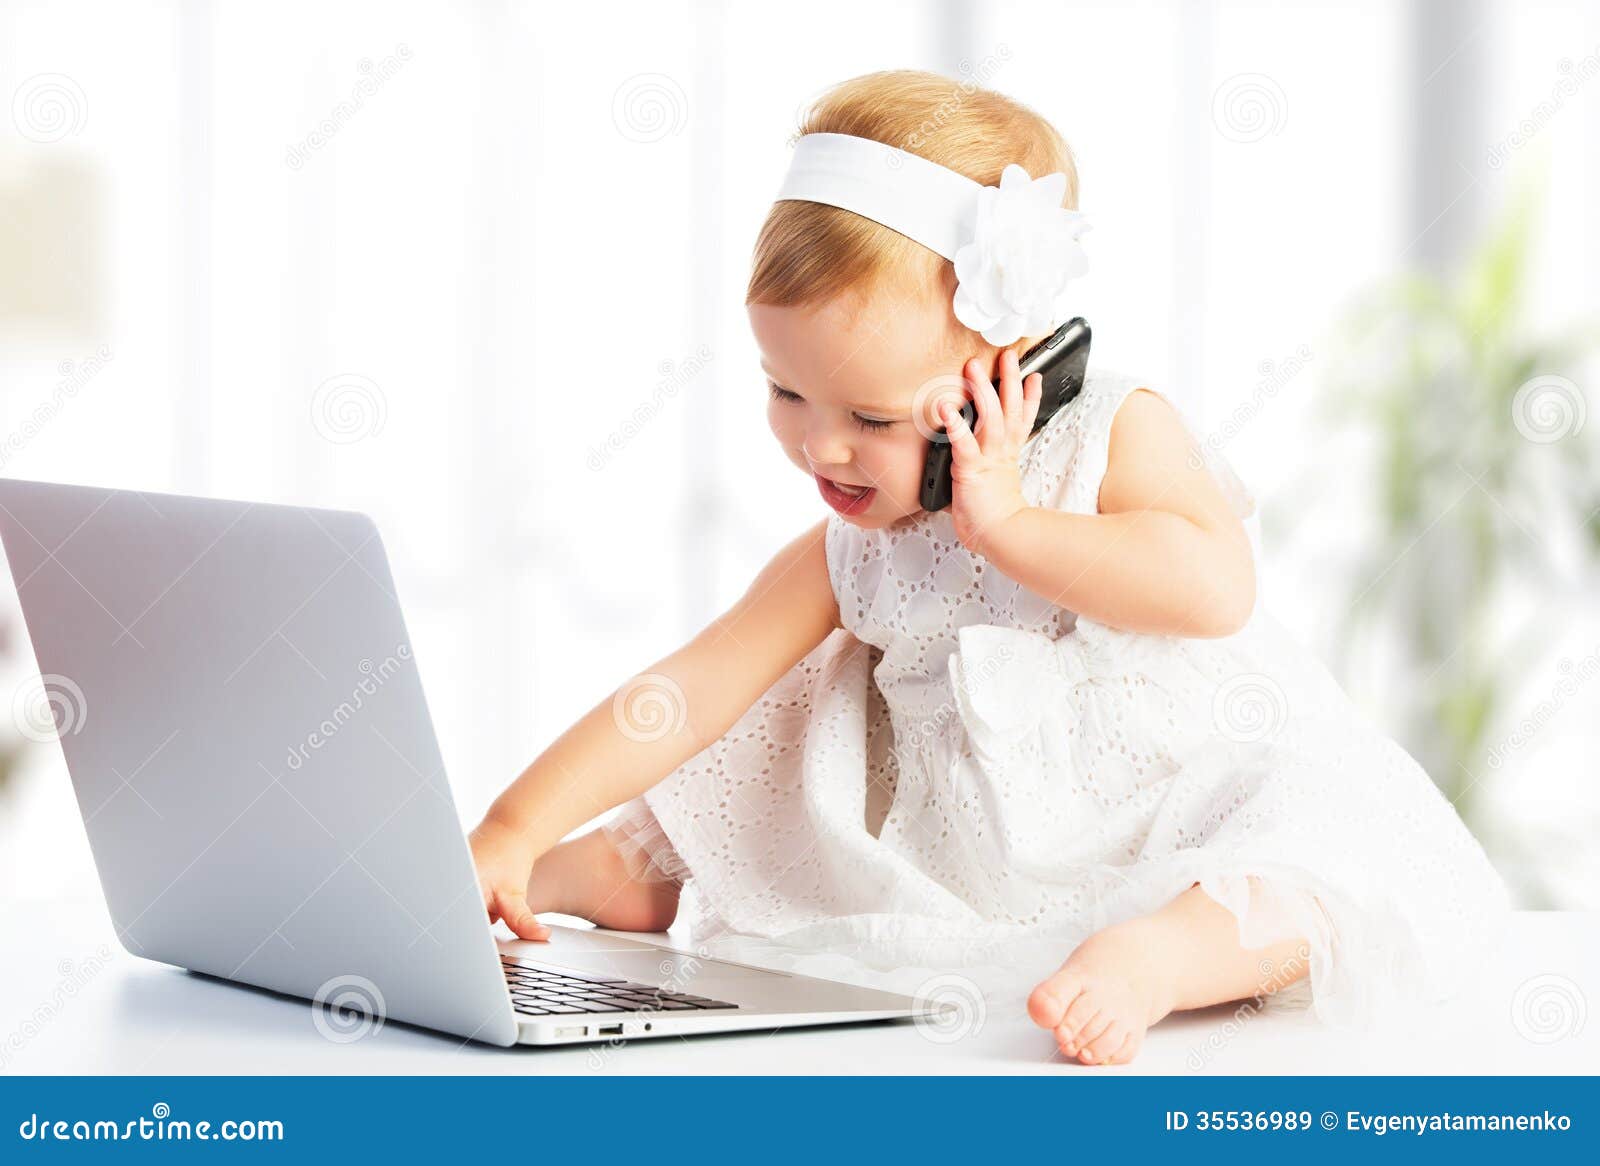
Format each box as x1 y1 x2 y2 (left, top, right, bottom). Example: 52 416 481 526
468 815 552 941
938 348 1043 556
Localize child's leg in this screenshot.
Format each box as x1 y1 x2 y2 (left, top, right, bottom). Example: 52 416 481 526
525 827 681 933
1028 880 1311 1065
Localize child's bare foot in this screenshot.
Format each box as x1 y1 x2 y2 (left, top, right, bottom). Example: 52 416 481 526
1027 917 1179 1066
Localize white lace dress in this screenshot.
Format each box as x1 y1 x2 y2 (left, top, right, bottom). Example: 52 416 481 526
606 366 1511 1025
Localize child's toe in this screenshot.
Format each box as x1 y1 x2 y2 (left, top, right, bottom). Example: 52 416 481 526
1080 1020 1129 1065
1056 992 1102 1048
1027 970 1082 1030
1069 1010 1114 1055
1108 1028 1144 1065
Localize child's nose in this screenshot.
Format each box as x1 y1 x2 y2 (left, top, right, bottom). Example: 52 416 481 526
802 423 853 469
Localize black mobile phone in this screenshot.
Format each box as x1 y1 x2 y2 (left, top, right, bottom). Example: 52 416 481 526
920 317 1092 512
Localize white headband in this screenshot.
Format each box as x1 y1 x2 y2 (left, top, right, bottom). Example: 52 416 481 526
773 132 1089 346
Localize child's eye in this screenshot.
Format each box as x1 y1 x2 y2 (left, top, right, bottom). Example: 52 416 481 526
851 414 895 432
768 380 893 431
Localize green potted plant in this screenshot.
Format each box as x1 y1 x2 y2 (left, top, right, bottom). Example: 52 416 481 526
1270 173 1598 905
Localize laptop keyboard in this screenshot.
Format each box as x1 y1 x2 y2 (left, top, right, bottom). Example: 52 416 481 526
500 955 738 1016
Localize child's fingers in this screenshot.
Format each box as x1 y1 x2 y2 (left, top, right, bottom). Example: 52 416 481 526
1019 372 1044 440
964 358 1005 453
493 888 551 941
996 349 1021 421
939 399 981 465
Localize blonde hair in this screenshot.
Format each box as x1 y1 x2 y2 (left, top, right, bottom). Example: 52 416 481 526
746 70 1078 339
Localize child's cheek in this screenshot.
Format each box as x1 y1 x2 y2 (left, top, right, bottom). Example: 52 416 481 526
866 432 930 514
768 401 803 453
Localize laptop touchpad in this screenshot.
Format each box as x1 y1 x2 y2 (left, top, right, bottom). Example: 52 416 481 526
549 951 785 984
505 928 792 984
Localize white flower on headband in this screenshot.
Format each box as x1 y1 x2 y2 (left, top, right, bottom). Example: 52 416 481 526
951 164 1089 347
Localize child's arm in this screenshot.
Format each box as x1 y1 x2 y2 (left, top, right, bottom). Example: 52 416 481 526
469 518 839 938
942 356 1254 638
987 388 1254 636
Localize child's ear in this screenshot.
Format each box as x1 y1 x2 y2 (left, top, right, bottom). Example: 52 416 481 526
943 320 1036 379
949 332 1007 380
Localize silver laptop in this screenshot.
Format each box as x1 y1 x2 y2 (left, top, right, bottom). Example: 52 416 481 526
0 478 920 1047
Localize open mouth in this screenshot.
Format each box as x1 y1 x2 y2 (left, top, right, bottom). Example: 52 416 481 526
814 473 876 515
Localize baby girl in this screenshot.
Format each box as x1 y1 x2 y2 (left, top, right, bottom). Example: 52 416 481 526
470 70 1508 1064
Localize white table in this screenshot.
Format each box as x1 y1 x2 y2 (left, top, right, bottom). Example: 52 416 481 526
3 900 1594 1075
